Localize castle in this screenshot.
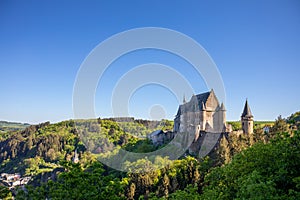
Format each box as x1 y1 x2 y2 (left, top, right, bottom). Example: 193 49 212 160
174 89 229 134
174 89 253 135
148 89 254 157
173 90 253 156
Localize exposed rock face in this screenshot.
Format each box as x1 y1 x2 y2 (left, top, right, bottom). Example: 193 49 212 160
189 131 224 158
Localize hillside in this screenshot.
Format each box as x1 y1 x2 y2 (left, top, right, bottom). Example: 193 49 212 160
0 118 173 175
0 113 299 199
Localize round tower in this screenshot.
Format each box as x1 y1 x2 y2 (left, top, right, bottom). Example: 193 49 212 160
220 102 226 132
241 99 254 134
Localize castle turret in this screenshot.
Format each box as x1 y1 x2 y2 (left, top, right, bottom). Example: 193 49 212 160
213 102 226 132
241 99 254 134
73 148 79 163
220 102 226 131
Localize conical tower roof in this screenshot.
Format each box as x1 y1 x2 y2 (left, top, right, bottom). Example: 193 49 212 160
220 102 226 111
183 94 186 104
241 99 253 117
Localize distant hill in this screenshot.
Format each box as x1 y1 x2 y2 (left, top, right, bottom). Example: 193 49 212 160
227 121 275 131
0 121 30 139
0 121 30 126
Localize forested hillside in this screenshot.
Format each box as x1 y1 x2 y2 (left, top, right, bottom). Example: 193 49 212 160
0 113 299 199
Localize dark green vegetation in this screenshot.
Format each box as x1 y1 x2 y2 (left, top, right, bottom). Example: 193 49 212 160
287 111 300 129
0 113 299 199
0 119 173 176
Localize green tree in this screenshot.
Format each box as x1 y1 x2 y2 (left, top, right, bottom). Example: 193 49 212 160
271 115 289 134
0 185 12 200
201 131 300 199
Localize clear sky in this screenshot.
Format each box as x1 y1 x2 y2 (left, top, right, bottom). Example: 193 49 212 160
0 0 300 124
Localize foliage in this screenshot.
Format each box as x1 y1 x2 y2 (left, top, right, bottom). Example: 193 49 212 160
0 185 13 199
201 131 300 199
16 162 126 200
227 121 241 131
271 115 290 134
124 139 156 153
2 114 300 199
0 121 78 174
0 118 176 199
24 157 59 176
125 156 204 199
118 119 174 138
228 121 274 132
287 111 300 125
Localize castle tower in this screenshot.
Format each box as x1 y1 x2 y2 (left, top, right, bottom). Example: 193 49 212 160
220 103 226 122
73 148 79 163
241 99 254 134
219 102 226 132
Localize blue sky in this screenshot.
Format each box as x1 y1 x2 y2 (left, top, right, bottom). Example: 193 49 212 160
0 0 299 123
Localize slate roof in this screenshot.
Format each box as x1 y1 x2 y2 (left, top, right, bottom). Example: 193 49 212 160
175 90 222 116
196 92 210 110
149 130 163 137
220 102 226 111
176 91 212 116
176 105 182 116
241 100 253 117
